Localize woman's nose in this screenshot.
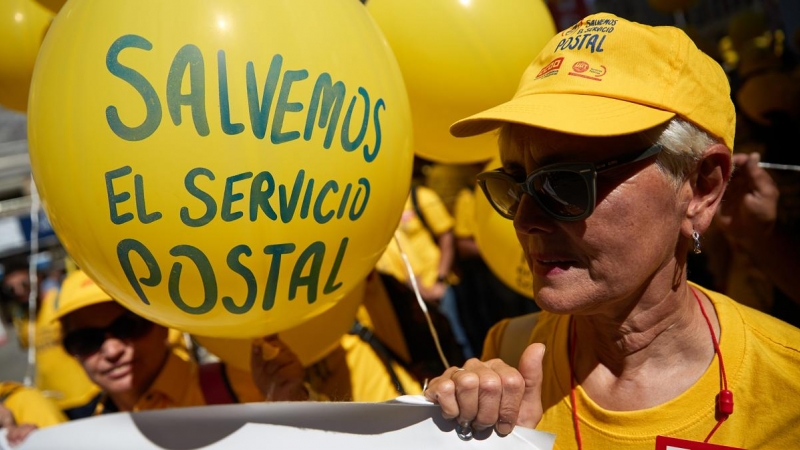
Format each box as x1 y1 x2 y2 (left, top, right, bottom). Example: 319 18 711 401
514 194 557 235
99 334 127 359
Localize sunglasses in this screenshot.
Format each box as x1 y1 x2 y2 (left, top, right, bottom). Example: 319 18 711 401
477 144 663 221
62 312 154 357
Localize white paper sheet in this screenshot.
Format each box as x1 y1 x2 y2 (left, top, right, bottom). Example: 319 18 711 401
19 396 555 450
0 428 12 450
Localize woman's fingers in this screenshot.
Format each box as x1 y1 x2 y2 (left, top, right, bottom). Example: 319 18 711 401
424 350 544 436
424 366 463 419
7 424 37 446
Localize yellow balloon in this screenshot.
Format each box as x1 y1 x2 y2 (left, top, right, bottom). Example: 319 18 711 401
28 0 413 338
32 0 65 14
0 0 52 113
194 278 366 370
367 0 555 164
473 157 533 298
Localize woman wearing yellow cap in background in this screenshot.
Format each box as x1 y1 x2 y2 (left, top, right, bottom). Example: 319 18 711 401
424 13 800 449
50 270 307 418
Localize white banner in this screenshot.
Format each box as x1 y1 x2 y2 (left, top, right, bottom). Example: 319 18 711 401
19 396 554 450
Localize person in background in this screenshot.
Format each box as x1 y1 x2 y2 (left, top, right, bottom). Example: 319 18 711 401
51 270 306 418
376 157 474 361
424 13 800 448
452 185 539 356
715 152 800 308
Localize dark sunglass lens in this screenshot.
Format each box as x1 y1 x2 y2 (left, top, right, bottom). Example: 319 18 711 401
483 176 523 218
109 314 153 341
531 171 590 218
63 329 105 357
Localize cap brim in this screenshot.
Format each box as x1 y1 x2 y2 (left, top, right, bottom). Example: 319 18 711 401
49 294 114 323
450 93 676 138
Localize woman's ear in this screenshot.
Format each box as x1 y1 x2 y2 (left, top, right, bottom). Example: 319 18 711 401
682 144 731 236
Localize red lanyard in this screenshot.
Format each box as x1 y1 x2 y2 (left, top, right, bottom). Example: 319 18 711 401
568 287 733 449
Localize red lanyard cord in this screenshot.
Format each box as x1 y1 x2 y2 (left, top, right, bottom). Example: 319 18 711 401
569 320 583 450
568 287 732 449
691 287 733 442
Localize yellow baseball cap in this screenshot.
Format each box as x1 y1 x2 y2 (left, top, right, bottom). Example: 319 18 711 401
450 13 735 151
51 270 114 322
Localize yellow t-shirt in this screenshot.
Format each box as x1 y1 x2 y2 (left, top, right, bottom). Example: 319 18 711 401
453 188 476 239
0 383 67 428
376 186 454 288
483 284 800 449
308 333 421 402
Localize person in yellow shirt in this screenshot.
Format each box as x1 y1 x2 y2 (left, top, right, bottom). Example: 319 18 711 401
304 272 423 402
424 13 800 449
0 382 66 446
51 270 307 417
451 187 539 356
376 161 474 360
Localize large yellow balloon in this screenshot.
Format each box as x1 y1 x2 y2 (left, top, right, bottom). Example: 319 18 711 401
194 279 366 370
473 158 533 298
0 0 52 113
28 0 413 338
366 0 555 164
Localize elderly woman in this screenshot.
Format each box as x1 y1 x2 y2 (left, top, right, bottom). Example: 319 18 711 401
424 13 800 449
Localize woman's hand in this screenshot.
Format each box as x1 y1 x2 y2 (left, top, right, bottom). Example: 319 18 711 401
250 336 308 402
1 406 38 447
423 343 546 436
6 424 37 447
0 404 15 430
716 152 779 251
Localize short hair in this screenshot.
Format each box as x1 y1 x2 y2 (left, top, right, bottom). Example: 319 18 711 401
648 118 721 190
496 117 722 190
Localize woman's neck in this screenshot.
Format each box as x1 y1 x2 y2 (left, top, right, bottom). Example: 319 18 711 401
573 281 720 411
108 390 139 412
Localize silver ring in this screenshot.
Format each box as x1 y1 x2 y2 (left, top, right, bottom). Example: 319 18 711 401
456 422 473 441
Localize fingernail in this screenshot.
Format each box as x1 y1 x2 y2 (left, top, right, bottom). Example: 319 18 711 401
496 421 514 436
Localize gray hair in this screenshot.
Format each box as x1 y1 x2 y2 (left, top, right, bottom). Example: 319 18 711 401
496 117 722 190
648 117 720 190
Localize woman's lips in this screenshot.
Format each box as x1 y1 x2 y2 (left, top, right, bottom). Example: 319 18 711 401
103 362 132 379
531 256 576 276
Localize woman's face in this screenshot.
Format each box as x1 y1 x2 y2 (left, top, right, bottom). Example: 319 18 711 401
63 302 168 396
502 128 690 317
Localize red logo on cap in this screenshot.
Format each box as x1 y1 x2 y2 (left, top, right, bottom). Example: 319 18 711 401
536 57 564 79
572 61 589 73
569 63 607 81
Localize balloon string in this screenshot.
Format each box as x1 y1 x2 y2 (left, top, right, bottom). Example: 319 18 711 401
24 177 41 387
393 233 450 370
